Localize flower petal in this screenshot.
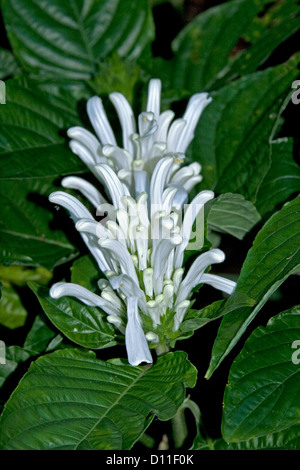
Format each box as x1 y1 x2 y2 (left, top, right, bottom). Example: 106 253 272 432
125 296 152 366
102 144 133 171
152 234 182 295
134 170 150 198
61 176 107 208
156 110 175 143
176 248 226 304
174 190 214 268
200 273 237 295
50 282 121 317
176 93 212 153
67 126 101 159
75 218 111 240
94 163 129 208
173 300 190 331
87 96 117 146
150 156 174 211
146 79 161 121
69 139 96 167
109 273 146 306
49 191 93 221
99 238 139 285
167 119 186 153
109 92 136 154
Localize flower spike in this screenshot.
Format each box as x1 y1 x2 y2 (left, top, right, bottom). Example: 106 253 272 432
49 78 236 366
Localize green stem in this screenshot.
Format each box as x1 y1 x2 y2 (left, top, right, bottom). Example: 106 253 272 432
171 397 203 449
171 405 188 449
139 432 156 448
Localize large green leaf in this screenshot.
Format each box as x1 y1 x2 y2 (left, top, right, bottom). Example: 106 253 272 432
190 54 300 200
0 178 79 268
209 0 300 90
0 78 85 178
23 315 56 356
2 0 154 80
192 424 300 450
256 139 300 217
0 265 52 286
70 255 100 292
0 348 197 450
0 282 27 329
0 48 21 80
206 194 300 378
161 0 299 93
222 306 300 442
29 283 118 350
169 0 262 92
0 78 87 268
0 346 30 389
207 193 261 240
0 315 57 389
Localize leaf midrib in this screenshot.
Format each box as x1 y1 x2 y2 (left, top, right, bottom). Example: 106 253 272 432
70 0 97 75
0 229 74 249
73 365 149 449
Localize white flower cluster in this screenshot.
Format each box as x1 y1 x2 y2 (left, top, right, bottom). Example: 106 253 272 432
49 79 236 366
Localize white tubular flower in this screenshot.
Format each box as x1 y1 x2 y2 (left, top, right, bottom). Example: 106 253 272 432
49 191 113 272
66 78 211 196
175 249 226 306
50 282 123 318
125 296 152 366
49 79 236 367
61 176 107 209
174 190 215 269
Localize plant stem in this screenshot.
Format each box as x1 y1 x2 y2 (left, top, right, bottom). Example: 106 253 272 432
171 396 202 449
139 432 156 448
171 405 188 449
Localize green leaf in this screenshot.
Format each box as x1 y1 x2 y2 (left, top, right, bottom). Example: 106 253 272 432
180 300 225 333
0 346 30 388
222 305 300 442
0 348 197 450
162 0 299 93
256 138 300 217
0 316 56 388
0 282 27 329
190 55 300 200
206 194 300 378
207 193 261 240
2 0 154 80
0 78 85 178
169 0 262 92
29 283 117 350
192 425 300 450
0 78 87 268
0 178 79 269
23 315 56 356
0 265 52 286
210 0 300 89
70 255 100 292
0 48 21 80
